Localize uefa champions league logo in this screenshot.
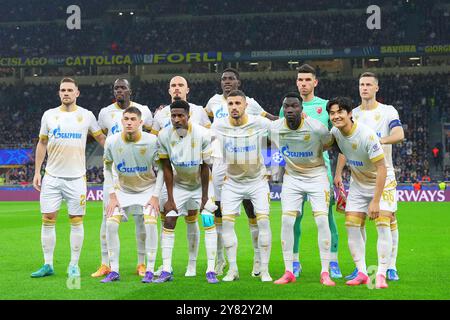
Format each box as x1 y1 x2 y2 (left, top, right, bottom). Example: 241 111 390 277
271 151 284 164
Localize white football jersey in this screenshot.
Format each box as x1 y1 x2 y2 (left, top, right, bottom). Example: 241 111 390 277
331 122 385 191
205 94 266 120
158 122 211 190
270 116 333 178
103 132 159 193
151 103 211 135
211 114 271 183
39 105 102 178
352 102 401 178
98 101 153 137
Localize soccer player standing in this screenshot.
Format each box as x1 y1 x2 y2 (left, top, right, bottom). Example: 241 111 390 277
31 78 105 278
152 76 211 277
155 99 218 284
205 68 277 277
212 90 273 282
278 64 341 278
327 97 392 289
271 93 335 286
93 79 154 278
100 107 162 283
337 72 404 281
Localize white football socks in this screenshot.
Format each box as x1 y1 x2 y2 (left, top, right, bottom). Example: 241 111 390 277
106 217 121 272
314 213 332 273
41 218 56 267
161 228 175 272
376 216 393 276
281 213 296 272
222 218 238 272
256 214 271 274
100 214 109 265
144 215 158 273
133 213 146 265
69 217 84 266
204 227 218 273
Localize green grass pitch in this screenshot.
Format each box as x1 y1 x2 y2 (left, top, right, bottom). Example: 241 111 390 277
0 201 449 300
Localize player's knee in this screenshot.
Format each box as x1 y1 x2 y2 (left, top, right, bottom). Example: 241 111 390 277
345 215 363 228
282 212 297 228
185 213 198 224
375 216 391 228
69 216 83 226
256 214 271 247
221 217 236 248
163 217 177 230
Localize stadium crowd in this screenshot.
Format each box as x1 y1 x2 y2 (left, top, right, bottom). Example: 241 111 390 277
1 73 448 184
0 2 448 55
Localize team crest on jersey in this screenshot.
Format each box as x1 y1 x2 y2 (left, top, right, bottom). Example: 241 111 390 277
374 113 381 121
369 135 375 141
352 143 357 150
111 113 115 119
55 116 59 121
118 147 123 154
170 141 176 147
247 128 254 135
316 107 322 114
139 147 147 155
354 115 359 120
304 134 311 141
77 115 83 123
191 141 196 148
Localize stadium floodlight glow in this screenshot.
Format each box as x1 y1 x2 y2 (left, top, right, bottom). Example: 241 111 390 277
288 61 299 64
130 12 134 15
369 58 379 62
249 62 259 66
409 57 420 60
118 12 123 16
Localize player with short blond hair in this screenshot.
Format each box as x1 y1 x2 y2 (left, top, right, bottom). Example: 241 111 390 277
336 72 404 282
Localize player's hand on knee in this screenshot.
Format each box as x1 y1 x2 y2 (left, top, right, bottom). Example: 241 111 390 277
146 196 160 217
106 196 120 218
200 196 209 212
33 174 41 192
368 200 380 220
334 175 343 189
163 200 177 215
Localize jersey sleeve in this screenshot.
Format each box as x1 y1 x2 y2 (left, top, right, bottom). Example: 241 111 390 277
259 115 272 131
38 111 49 140
142 106 154 131
97 109 107 131
248 98 266 116
201 129 212 164
200 107 212 128
387 106 402 131
88 111 103 137
151 112 162 135
366 132 385 163
157 131 169 159
204 98 214 118
103 138 113 165
319 123 334 148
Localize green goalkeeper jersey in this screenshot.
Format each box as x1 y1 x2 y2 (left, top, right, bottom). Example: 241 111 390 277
279 96 333 183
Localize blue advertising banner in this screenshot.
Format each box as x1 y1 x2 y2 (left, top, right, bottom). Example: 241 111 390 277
0 148 33 166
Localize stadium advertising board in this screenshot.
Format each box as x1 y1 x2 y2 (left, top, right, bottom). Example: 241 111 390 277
1 44 449 67
0 148 33 166
1 186 449 202
0 52 222 67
